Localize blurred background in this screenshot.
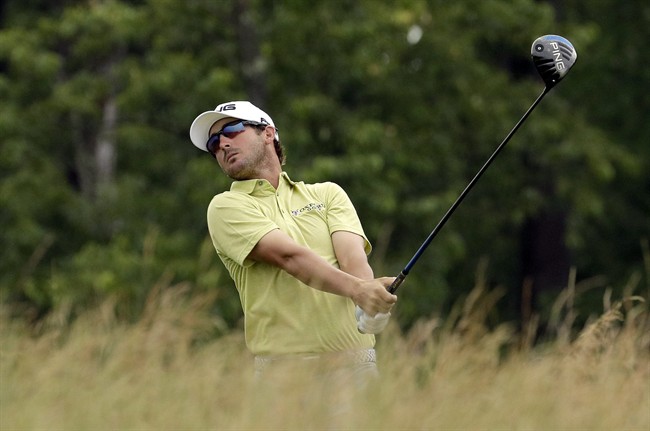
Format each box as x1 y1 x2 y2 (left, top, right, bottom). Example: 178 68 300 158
1 0 648 335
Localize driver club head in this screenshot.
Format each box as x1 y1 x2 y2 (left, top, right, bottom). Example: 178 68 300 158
531 35 577 89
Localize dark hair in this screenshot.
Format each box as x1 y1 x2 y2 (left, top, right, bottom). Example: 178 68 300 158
274 139 286 165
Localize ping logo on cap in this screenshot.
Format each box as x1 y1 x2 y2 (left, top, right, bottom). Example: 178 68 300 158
216 103 237 112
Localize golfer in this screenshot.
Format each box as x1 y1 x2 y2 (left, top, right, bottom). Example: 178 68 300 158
189 101 397 382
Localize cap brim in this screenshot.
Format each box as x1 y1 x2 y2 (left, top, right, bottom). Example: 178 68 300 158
189 111 237 151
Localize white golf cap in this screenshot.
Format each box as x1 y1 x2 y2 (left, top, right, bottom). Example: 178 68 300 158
189 101 277 152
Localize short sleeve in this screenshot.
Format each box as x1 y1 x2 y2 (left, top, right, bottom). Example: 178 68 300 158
321 182 372 255
207 193 278 266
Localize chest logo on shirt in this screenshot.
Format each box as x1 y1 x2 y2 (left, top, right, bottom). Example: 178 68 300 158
291 202 325 217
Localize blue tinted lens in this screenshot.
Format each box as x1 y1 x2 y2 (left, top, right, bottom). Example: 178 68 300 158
206 121 248 154
221 122 247 135
206 133 221 154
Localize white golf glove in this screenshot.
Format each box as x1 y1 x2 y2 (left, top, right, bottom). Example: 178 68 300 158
356 305 391 334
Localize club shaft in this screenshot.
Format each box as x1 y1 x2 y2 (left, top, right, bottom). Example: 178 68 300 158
388 87 550 294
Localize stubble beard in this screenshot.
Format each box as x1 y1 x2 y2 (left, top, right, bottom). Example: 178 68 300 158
221 137 268 181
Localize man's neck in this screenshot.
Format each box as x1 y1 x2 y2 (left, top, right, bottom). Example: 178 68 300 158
235 167 281 189
262 173 281 189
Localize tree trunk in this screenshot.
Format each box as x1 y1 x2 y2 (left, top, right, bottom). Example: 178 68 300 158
518 206 571 334
234 0 267 105
72 58 119 203
96 95 117 190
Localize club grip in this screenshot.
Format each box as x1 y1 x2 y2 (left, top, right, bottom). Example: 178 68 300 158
388 272 407 294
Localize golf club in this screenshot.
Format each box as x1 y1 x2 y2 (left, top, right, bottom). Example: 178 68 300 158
388 35 577 294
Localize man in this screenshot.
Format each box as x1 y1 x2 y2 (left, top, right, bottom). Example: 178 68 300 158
189 100 397 380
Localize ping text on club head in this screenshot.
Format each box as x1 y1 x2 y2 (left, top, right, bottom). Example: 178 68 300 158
550 42 566 71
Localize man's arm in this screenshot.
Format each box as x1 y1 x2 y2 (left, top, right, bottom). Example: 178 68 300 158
332 230 394 333
331 230 373 280
248 229 396 316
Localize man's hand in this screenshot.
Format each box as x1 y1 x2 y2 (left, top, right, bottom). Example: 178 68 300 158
352 277 397 316
356 306 391 334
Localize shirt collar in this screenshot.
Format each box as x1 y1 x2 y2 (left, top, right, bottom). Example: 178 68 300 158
229 171 295 195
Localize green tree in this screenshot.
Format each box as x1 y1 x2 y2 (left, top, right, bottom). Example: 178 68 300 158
559 0 649 292
1 0 646 331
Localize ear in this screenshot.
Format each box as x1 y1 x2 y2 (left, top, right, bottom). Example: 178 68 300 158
263 126 276 144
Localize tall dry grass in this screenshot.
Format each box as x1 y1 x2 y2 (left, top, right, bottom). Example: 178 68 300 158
1 280 648 431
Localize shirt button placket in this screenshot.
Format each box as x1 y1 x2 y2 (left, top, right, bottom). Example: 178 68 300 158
276 190 285 216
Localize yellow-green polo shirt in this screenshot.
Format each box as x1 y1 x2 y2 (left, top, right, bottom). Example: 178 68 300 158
207 172 375 356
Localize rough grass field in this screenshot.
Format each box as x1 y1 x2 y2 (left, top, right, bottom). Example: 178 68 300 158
1 284 648 431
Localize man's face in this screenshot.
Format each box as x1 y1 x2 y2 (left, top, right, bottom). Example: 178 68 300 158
208 118 268 180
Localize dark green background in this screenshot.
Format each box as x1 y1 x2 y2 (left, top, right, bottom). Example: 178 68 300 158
1 0 647 334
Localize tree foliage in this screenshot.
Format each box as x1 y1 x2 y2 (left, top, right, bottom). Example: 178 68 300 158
1 0 647 329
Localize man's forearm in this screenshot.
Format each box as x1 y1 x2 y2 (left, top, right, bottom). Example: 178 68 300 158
331 231 374 281
338 258 373 281
279 246 364 299
248 229 395 314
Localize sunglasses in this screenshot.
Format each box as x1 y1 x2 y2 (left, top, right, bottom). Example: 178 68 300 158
206 120 267 155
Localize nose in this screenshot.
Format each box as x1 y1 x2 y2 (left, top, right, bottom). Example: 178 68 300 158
220 138 232 150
